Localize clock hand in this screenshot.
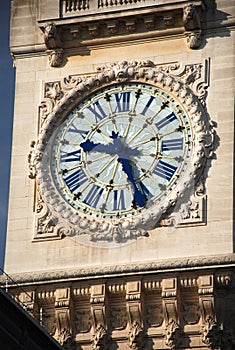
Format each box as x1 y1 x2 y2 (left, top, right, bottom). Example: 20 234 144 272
117 156 146 207
80 132 141 157
80 139 116 154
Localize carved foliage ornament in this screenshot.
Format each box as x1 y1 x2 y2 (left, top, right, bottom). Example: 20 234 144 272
31 60 214 244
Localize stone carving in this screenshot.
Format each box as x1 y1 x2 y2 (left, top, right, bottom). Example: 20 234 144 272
31 60 215 243
27 141 41 179
91 324 110 350
74 309 92 333
201 317 235 349
110 307 128 330
128 321 147 350
41 23 64 67
183 4 201 31
145 305 163 327
215 273 233 288
42 23 62 49
48 49 64 67
165 320 183 350
186 31 202 49
201 317 221 348
183 4 202 49
58 328 73 346
183 303 200 325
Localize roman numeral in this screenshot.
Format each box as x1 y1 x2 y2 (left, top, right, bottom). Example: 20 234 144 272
141 96 155 115
60 149 81 163
114 92 131 112
162 138 183 151
155 112 177 130
87 101 107 122
153 160 177 181
113 189 126 211
68 123 89 139
83 184 104 208
63 168 88 193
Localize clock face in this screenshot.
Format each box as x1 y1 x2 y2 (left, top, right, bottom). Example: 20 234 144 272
51 82 192 220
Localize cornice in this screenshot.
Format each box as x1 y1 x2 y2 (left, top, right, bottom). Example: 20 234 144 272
2 253 235 286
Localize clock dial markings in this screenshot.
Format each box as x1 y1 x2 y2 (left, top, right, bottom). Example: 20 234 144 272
63 167 89 194
83 184 104 208
155 111 177 130
130 136 157 148
52 82 192 219
123 117 133 139
161 138 183 151
60 149 82 163
114 91 131 113
60 162 84 175
129 88 142 115
145 100 169 124
68 123 89 139
152 159 177 181
95 155 117 178
113 189 126 211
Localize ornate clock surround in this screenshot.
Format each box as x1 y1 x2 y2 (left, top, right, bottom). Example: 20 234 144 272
28 60 215 244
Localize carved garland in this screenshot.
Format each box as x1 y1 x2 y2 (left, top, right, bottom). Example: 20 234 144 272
30 60 214 243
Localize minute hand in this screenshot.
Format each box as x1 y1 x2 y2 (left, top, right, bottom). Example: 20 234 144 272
118 157 145 207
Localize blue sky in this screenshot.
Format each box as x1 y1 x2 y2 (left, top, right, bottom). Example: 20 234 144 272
0 1 15 270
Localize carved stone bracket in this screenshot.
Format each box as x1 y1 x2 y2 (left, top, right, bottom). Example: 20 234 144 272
198 275 215 325
165 320 183 350
54 288 73 348
183 4 202 49
41 23 64 67
162 278 178 324
91 324 110 350
126 281 142 325
90 284 106 329
30 60 215 243
6 268 235 350
128 321 147 350
37 1 213 66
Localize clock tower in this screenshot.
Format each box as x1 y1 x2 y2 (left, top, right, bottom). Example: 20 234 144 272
3 0 235 349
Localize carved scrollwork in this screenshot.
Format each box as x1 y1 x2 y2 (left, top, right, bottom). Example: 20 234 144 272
201 316 221 349
31 60 215 244
91 324 110 350
128 321 147 350
165 320 183 350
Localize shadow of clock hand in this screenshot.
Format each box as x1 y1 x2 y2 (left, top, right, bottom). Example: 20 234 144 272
80 132 141 156
80 139 115 154
118 156 146 207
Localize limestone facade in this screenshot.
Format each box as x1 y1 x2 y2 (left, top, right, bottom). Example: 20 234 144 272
3 0 235 349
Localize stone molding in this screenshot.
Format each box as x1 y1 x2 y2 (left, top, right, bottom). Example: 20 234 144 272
29 59 215 244
3 265 235 350
2 254 235 286
37 1 214 66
